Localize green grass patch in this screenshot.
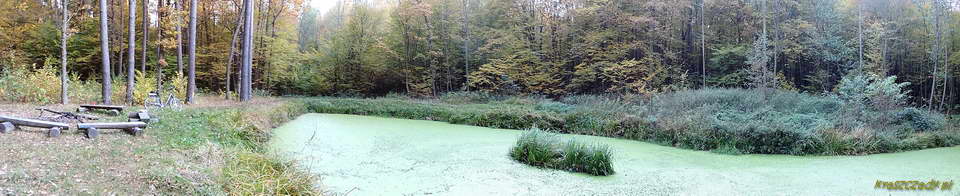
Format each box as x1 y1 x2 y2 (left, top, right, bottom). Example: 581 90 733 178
148 105 321 195
509 128 615 176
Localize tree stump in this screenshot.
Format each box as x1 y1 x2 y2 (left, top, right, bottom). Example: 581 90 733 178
0 122 14 133
86 127 99 139
127 127 143 136
48 127 61 137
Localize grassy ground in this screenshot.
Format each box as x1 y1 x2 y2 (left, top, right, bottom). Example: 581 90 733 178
0 96 320 195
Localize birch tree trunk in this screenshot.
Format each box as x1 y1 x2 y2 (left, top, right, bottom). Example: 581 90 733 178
126 0 137 103
186 0 197 104
61 0 70 104
240 0 254 101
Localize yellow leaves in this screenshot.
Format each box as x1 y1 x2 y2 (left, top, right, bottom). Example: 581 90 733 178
0 65 60 103
171 71 188 101
602 57 671 94
132 71 156 105
16 2 29 11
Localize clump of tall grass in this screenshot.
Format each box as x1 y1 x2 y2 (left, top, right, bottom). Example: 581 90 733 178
509 128 561 167
509 128 615 176
559 140 614 176
222 151 321 195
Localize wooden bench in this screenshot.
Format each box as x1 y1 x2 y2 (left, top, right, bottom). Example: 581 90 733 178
78 104 125 116
77 122 147 139
0 115 70 137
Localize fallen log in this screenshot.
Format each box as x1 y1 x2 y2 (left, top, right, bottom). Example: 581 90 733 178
78 122 147 130
38 108 99 120
78 122 146 138
0 115 70 129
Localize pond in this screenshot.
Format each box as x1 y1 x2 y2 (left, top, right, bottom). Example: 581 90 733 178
269 114 960 195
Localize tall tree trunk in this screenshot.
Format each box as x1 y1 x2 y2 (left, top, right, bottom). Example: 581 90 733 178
186 0 197 104
141 0 148 73
61 0 70 104
100 0 112 105
176 0 183 74
928 2 941 110
156 0 164 92
240 0 254 101
126 0 137 103
858 1 863 72
700 0 706 87
461 0 471 90
226 13 243 100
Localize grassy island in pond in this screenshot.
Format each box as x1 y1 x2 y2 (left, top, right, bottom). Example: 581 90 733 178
509 128 615 176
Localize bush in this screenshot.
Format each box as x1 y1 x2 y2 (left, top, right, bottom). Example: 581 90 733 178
132 71 157 105
509 128 615 176
0 65 61 103
894 107 946 131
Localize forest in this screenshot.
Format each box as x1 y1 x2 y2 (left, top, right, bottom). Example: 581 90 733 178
0 0 958 110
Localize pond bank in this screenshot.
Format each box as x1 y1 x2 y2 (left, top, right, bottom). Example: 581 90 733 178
270 114 960 195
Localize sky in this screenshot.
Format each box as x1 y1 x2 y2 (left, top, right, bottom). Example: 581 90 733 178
309 0 339 15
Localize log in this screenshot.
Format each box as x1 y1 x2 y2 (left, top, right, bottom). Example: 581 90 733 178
0 115 70 129
86 127 98 139
38 108 99 120
0 122 14 133
48 127 61 137
79 104 125 111
78 122 147 130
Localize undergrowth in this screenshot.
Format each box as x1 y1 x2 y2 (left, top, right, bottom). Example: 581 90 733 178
294 88 960 155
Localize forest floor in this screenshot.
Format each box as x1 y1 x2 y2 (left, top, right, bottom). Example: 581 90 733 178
0 96 286 195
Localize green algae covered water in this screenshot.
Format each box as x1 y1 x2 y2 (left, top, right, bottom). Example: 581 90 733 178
269 114 960 195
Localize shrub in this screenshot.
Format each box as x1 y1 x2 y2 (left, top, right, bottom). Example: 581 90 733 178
440 91 497 104
0 65 61 103
133 71 157 105
836 74 910 111
894 107 946 131
535 101 573 113
170 71 188 101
